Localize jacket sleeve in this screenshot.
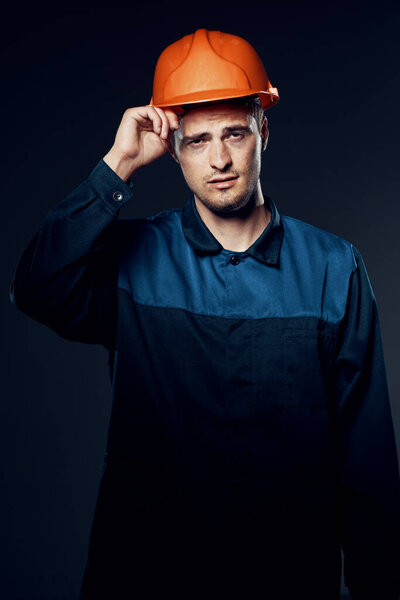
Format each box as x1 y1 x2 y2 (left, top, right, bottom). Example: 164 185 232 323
9 159 135 350
331 245 400 600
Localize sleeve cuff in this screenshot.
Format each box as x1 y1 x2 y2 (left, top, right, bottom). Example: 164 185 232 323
85 158 134 212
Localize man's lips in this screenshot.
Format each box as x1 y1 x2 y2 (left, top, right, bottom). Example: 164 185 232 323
208 176 239 189
208 176 238 183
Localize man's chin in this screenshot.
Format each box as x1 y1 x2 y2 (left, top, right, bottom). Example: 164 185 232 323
196 191 253 217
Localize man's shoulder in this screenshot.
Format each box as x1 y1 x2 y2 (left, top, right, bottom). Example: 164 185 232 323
115 206 184 254
280 212 358 271
145 205 184 222
116 206 183 232
281 212 353 248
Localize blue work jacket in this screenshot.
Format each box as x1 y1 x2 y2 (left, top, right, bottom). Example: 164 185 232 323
10 158 400 599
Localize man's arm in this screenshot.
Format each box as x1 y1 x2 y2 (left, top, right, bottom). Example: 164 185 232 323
9 106 179 349
9 160 135 349
331 245 400 599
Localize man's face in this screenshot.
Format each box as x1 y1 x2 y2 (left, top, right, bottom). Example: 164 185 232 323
170 102 268 216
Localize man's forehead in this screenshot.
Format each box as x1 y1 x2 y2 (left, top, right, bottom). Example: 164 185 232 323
180 102 251 132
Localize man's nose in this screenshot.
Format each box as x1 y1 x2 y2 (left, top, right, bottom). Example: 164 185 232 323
208 140 232 171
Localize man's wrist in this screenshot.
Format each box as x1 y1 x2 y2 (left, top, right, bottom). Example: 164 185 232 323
86 158 134 212
103 150 140 182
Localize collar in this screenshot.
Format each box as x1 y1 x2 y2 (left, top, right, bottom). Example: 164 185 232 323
181 193 284 266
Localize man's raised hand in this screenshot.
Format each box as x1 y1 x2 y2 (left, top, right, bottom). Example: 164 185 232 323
103 105 180 181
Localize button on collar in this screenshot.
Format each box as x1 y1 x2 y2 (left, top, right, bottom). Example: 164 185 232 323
181 193 284 267
229 255 241 266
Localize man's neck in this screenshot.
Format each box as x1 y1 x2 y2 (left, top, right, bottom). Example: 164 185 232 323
194 181 271 252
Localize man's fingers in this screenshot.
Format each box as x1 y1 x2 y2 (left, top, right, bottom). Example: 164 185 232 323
151 106 174 140
151 106 180 139
164 109 180 132
125 105 179 144
127 106 162 135
129 105 179 139
144 105 164 135
131 104 163 135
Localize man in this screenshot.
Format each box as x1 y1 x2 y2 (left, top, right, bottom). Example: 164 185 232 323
9 28 400 600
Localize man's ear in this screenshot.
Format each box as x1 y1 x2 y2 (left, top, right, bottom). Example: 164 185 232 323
261 116 269 152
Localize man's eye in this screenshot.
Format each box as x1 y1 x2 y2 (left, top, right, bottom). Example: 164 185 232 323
189 133 243 145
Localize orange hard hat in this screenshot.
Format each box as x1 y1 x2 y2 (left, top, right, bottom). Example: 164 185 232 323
149 28 279 114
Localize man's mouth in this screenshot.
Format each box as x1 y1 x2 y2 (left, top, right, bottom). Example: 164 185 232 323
208 176 238 182
208 176 239 188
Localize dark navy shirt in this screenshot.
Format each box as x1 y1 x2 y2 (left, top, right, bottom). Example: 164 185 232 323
10 158 400 599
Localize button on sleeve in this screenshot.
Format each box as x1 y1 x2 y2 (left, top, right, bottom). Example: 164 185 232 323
85 158 134 213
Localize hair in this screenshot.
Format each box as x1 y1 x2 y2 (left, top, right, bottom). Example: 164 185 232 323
170 94 265 158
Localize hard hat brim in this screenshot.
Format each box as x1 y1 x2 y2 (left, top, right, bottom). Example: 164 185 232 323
150 88 279 114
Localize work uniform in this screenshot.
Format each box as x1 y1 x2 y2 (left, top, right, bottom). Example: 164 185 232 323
10 158 400 599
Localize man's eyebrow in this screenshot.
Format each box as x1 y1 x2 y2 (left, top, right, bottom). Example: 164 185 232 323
181 124 252 144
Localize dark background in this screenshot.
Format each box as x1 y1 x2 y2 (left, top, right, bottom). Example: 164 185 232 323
2 2 399 598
